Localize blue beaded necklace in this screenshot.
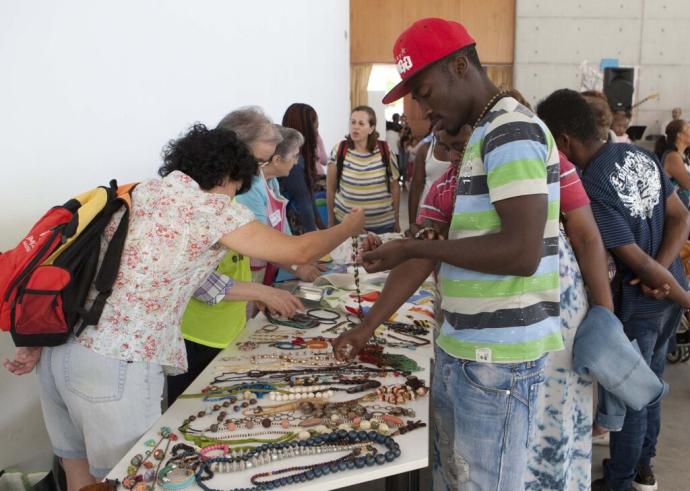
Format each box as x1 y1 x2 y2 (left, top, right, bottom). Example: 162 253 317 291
195 429 401 490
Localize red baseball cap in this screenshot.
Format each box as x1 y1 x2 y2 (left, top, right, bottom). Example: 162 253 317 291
382 18 476 104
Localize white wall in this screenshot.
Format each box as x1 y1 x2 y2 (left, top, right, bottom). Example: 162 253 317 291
514 0 690 135
0 0 350 471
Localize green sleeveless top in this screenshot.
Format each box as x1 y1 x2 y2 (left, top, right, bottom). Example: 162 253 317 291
181 250 250 349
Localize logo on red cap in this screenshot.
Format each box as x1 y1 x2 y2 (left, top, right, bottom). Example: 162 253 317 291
383 18 476 104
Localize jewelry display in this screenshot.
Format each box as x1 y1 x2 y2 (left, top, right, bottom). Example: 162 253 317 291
122 427 177 489
265 310 320 329
249 352 347 368
384 332 430 350
375 384 428 405
322 320 353 335
124 237 441 491
357 344 423 372
269 341 306 351
384 321 430 336
195 430 402 491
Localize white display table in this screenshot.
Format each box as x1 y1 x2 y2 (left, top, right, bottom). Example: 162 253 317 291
107 273 437 490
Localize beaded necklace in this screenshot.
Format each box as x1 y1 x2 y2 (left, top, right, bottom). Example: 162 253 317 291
458 90 509 187
121 427 176 489
351 236 364 320
195 430 402 491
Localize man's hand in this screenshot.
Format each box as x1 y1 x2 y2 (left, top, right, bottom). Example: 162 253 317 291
630 278 671 300
258 288 304 317
4 347 42 375
405 223 421 238
360 239 409 273
332 325 374 362
360 233 382 253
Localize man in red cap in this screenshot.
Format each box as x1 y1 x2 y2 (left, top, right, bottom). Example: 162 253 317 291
334 18 563 489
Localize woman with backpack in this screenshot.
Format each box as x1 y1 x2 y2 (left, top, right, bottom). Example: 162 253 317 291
4 124 363 490
326 105 401 234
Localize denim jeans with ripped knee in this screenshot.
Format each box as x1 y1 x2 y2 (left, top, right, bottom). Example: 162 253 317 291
432 346 546 491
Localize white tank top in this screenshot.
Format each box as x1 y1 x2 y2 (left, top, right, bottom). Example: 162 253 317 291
421 137 451 202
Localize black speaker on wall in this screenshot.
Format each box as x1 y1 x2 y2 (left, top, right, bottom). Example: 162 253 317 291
603 67 635 112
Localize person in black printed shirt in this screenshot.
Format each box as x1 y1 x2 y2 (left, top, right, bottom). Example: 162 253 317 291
537 89 690 491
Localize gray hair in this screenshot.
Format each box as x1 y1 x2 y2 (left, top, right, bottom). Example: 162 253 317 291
274 126 304 160
217 106 282 145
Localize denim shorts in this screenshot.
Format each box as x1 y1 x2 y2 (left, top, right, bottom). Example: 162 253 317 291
37 341 164 478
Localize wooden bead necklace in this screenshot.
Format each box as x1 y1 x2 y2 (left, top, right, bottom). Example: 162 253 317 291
195 430 402 491
351 236 364 320
121 427 176 489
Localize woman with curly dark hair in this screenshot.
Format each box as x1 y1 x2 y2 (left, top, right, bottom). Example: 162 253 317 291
6 123 364 489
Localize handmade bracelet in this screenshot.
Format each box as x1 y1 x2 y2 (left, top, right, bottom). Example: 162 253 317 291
305 338 329 350
270 341 306 350
413 226 444 240
198 444 229 458
158 464 195 490
306 308 341 324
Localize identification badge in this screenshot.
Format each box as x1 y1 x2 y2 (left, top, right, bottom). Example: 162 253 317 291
269 209 282 227
476 348 492 363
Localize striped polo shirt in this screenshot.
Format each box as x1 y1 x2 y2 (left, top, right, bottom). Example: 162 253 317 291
437 97 563 363
329 143 400 232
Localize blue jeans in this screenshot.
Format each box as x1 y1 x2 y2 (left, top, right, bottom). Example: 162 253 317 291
604 303 682 491
432 347 546 491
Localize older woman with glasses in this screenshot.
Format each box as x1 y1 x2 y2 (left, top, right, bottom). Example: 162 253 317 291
237 125 325 284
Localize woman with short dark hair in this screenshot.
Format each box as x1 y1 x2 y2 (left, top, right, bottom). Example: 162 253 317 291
5 123 364 490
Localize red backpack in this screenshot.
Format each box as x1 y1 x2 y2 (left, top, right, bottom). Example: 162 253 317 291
0 180 135 347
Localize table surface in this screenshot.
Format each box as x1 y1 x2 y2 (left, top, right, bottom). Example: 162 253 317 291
107 271 436 490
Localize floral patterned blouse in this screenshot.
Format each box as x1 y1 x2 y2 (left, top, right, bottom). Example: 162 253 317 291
77 171 255 374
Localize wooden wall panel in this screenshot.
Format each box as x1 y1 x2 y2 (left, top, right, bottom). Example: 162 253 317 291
350 0 516 65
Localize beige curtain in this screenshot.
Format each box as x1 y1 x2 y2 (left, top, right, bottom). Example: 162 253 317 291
350 63 373 109
485 65 513 91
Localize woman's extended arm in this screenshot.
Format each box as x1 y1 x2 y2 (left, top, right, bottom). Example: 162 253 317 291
220 209 364 265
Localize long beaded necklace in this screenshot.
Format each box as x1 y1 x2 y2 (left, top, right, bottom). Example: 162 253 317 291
195 430 402 491
121 427 176 489
457 91 509 191
352 236 364 320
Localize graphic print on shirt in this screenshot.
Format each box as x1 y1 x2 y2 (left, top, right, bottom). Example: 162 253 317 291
609 150 661 220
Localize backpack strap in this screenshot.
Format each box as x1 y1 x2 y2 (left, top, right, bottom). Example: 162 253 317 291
335 140 349 192
73 184 136 336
